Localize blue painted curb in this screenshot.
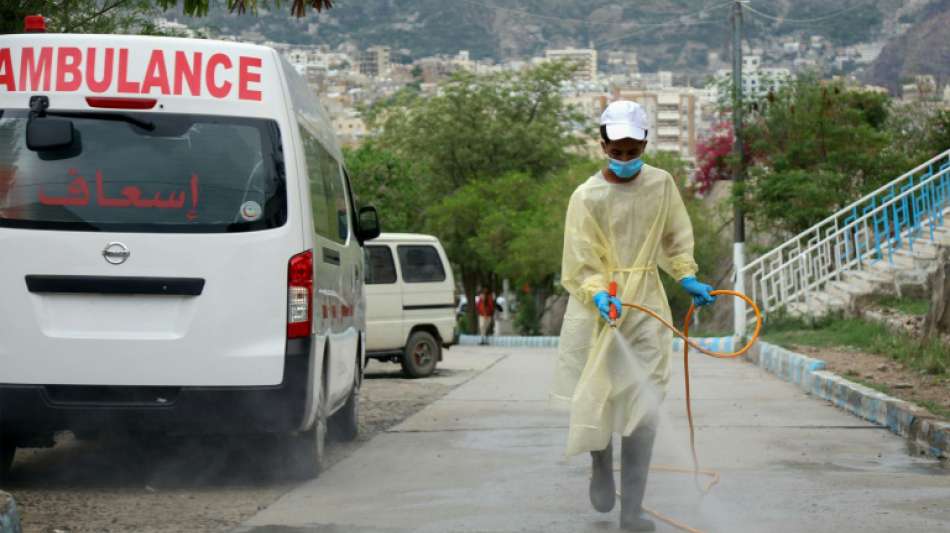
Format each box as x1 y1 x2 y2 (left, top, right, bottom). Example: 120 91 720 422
458 335 738 351
0 491 21 533
745 341 949 460
458 335 560 348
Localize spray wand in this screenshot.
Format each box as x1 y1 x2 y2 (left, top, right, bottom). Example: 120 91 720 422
607 281 619 327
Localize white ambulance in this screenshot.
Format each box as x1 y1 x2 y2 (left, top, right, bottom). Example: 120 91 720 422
0 19 380 480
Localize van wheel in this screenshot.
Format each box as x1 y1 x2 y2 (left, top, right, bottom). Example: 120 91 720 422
402 331 439 378
288 375 328 479
0 438 15 483
330 372 360 442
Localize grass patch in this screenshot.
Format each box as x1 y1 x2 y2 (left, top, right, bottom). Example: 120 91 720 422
917 399 950 420
764 314 949 376
871 295 931 316
843 373 892 395
842 372 950 419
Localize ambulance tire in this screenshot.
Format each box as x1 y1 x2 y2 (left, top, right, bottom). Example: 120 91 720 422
288 360 328 480
0 438 14 483
330 353 361 442
401 331 439 378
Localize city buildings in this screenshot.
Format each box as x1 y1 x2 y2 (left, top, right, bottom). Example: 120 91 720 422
607 89 699 159
545 48 598 82
903 75 939 102
359 46 391 78
712 54 792 102
257 33 945 158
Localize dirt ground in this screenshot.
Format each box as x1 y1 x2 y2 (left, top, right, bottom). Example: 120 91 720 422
3 359 469 533
792 344 950 421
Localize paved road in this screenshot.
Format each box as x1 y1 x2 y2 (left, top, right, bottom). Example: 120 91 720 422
238 346 950 533
5 351 504 533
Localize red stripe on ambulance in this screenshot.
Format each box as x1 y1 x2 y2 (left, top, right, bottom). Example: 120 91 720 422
0 47 263 101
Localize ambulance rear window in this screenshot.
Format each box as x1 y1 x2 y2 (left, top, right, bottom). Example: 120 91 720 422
0 110 286 233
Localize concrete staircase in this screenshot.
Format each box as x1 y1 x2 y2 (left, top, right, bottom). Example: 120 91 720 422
736 149 950 331
787 225 950 319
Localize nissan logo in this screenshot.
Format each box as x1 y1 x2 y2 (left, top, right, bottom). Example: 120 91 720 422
102 242 130 265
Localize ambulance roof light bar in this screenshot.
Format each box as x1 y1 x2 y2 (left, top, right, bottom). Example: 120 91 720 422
24 15 46 33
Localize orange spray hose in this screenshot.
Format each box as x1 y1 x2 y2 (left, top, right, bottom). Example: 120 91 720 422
608 288 763 533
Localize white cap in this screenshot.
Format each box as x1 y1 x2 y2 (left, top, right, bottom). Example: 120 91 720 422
600 100 649 141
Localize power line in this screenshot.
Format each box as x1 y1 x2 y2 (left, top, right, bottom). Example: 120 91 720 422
743 2 867 24
460 0 733 29
593 19 729 48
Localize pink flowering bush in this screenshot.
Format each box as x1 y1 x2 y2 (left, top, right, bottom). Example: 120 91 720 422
693 121 734 194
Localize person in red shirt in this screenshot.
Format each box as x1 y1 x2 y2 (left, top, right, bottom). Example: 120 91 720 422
476 287 495 345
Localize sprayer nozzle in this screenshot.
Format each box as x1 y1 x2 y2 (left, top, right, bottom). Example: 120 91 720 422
608 281 619 323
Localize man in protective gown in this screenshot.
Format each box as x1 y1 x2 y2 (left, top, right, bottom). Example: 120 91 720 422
552 100 715 532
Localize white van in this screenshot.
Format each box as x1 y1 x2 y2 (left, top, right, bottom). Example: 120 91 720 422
364 233 456 378
0 25 380 480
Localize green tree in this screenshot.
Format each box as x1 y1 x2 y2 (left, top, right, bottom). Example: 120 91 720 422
889 103 950 161
372 62 582 332
3 1 164 34
2 0 333 35
504 158 603 334
741 74 912 236
344 141 426 233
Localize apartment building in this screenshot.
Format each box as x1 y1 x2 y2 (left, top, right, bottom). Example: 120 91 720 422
545 48 598 82
359 46 391 78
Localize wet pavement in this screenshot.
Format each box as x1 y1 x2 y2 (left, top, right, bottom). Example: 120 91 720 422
4 351 504 533
237 346 949 533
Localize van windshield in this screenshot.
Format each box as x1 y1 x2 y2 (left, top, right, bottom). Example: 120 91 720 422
0 110 286 233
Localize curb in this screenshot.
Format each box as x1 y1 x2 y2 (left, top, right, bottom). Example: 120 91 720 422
458 334 559 348
0 491 21 533
458 334 740 352
745 341 949 460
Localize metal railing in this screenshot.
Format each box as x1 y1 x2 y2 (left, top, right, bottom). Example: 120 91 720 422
735 149 950 334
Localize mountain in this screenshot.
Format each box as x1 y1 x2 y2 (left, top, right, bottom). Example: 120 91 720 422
167 0 938 73
866 0 950 94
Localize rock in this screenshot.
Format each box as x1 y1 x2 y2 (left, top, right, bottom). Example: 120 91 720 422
877 364 888 371
892 383 914 389
0 491 22 533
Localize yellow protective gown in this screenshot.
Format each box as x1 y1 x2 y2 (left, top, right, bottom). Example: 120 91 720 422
552 165 698 457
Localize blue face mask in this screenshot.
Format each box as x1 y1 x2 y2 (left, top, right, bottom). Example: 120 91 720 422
608 157 643 179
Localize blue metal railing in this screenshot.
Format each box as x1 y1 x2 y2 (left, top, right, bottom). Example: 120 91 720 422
737 149 950 330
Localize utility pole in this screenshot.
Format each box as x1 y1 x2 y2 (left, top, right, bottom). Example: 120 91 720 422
731 0 747 338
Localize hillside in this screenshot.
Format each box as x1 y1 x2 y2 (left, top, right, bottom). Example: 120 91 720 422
167 0 932 72
866 0 950 93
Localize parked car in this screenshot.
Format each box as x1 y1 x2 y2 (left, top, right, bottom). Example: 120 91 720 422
0 24 380 482
364 233 456 377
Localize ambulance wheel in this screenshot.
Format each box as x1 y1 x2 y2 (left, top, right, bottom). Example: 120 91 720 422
330 353 361 442
402 331 439 378
288 369 328 479
0 438 14 483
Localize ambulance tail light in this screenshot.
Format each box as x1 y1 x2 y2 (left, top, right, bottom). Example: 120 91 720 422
24 15 46 33
287 250 314 339
86 97 157 110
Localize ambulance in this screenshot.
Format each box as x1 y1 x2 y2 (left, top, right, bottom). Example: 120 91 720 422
0 17 380 480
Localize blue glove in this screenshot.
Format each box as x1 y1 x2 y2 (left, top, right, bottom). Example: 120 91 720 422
593 291 623 321
679 277 716 307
